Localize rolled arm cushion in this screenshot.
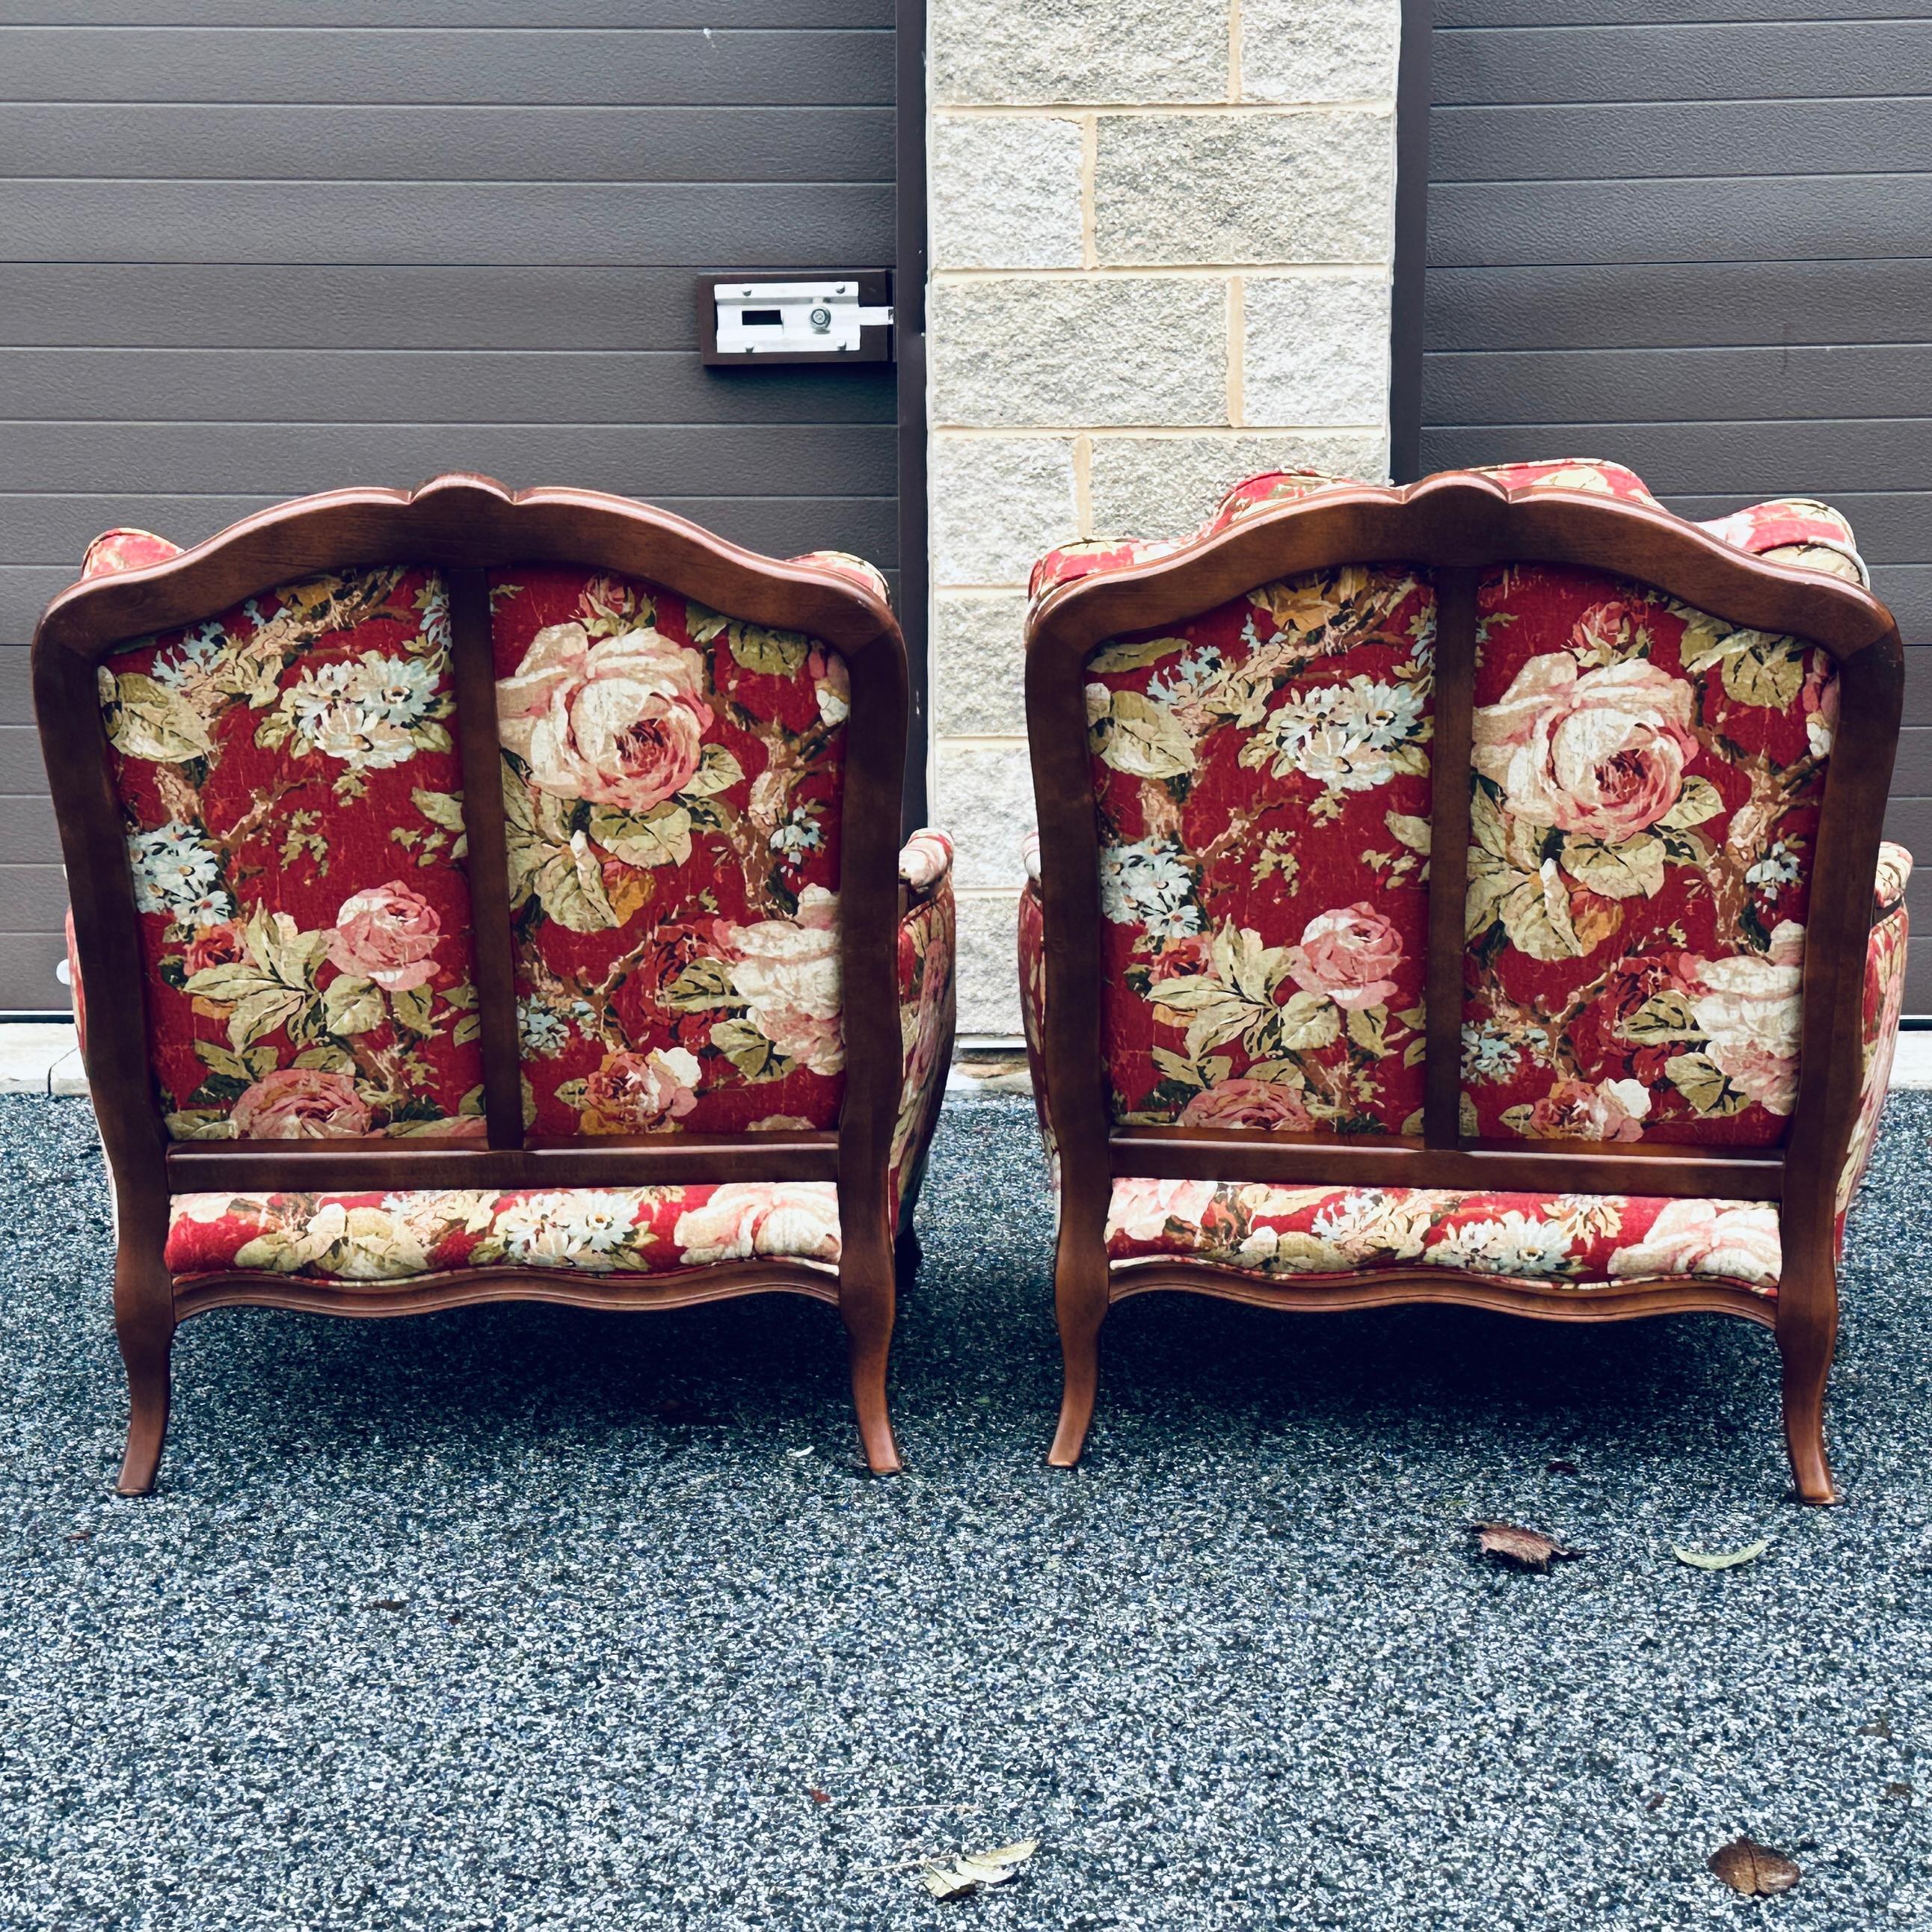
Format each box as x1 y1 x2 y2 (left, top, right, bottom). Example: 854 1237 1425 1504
890 829 956 1214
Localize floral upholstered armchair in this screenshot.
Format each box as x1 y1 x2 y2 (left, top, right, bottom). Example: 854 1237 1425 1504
37 476 954 1492
1020 460 1907 1501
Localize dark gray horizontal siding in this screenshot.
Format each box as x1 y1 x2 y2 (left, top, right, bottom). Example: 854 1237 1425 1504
1427 176 1932 269
1424 347 1932 428
0 182 893 265
1425 261 1932 352
0 105 895 183
0 28 893 105
0 1 892 25
0 422 894 498
1439 0 1928 21
1433 99 1932 184
0 351 899 425
1 265 729 348
0 10 903 1009
1434 22 1932 105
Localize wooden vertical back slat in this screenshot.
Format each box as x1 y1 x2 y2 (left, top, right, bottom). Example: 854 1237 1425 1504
448 563 525 1151
1423 566 1479 1149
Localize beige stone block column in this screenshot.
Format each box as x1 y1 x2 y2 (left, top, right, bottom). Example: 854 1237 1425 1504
926 0 1403 1038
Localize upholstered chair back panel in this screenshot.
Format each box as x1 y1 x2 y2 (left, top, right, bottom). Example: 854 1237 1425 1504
99 565 488 1140
1464 563 1833 1148
488 566 849 1137
1083 564 1438 1136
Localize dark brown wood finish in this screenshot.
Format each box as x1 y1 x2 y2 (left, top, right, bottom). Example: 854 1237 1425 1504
1026 469 1904 1498
34 473 913 1492
1422 564 1477 1149
447 563 525 1151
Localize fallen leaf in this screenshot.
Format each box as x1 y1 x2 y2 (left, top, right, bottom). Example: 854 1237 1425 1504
1674 1538 1771 1571
1645 1794 1667 1812
916 1839 1039 1900
64 1530 92 1543
1886 1782 1914 1800
1860 1717 1894 1739
807 1788 831 1805
367 1599 407 1612
1545 1459 1579 1477
1708 1838 1801 1897
1471 1523 1583 1572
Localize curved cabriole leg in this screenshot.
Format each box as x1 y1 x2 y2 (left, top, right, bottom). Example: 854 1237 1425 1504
113 1255 175 1497
840 1237 901 1476
1777 1313 1838 1505
1047 1234 1110 1468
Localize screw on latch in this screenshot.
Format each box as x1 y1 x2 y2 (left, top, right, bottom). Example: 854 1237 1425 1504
809 306 834 333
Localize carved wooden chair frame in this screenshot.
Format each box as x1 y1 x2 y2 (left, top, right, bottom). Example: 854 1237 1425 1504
34 474 917 1492
1024 470 1903 1501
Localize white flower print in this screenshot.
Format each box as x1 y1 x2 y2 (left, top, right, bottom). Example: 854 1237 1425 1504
1259 675 1429 792
1098 836 1201 938
276 650 443 767
1460 1024 1522 1083
517 998 570 1057
129 822 224 916
1424 1211 1574 1278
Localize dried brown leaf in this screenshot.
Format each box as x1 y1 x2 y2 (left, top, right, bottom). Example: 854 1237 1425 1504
1673 1538 1770 1571
1708 1838 1801 1897
806 1788 831 1805
1471 1523 1583 1572
915 1839 1040 1901
1886 1782 1913 1800
1545 1459 1579 1477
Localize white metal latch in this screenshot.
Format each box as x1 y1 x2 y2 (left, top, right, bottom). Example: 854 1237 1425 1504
712 280 893 355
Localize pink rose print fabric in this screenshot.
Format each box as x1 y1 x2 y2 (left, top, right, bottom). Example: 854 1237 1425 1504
165 1181 843 1281
490 567 851 1137
1106 1177 1781 1296
100 567 487 1139
1080 564 1438 1135
1460 564 1833 1145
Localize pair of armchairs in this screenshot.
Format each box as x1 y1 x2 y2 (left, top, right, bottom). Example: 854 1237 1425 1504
40 461 1910 1503
38 477 955 1492
1017 459 1909 1504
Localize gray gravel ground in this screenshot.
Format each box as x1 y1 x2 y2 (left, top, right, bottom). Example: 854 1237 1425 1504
2 1090 1931 1931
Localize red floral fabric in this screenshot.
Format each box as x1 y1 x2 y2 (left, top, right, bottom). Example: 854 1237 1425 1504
1082 564 1437 1134
82 527 182 579
1462 564 1833 1145
1840 891 1910 1235
165 1182 841 1280
490 566 849 1136
101 567 487 1139
1107 1177 1780 1295
890 837 957 1210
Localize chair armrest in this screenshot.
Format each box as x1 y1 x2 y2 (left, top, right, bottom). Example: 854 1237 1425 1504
899 828 953 904
1874 842 1913 925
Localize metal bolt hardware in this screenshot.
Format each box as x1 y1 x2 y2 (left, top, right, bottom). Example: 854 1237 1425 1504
809 306 833 332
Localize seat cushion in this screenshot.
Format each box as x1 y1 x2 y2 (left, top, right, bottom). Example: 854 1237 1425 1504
166 1182 840 1281
1107 1178 1779 1295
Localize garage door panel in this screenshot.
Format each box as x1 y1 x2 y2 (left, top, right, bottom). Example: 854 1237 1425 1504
1424 346 1932 428
0 350 899 427
0 423 895 499
0 104 895 183
1431 98 1932 183
0 181 894 268
1438 0 1926 24
0 1 892 22
0 796 56 867
0 27 894 106
0 265 725 351
0 932 69 1012
1424 261 1932 353
1434 22 1932 105
1428 176 1932 270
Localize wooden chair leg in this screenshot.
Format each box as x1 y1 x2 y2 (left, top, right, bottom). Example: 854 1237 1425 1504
1778 1316 1839 1505
840 1247 901 1477
1047 1236 1110 1468
114 1297 174 1497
